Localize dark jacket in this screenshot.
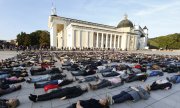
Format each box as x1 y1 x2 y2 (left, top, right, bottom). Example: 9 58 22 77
71 99 105 108
65 86 87 99
125 86 150 102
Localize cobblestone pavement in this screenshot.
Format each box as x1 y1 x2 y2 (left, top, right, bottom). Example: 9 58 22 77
1 51 180 108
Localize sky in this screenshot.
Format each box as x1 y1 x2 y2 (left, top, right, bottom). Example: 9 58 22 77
0 0 180 40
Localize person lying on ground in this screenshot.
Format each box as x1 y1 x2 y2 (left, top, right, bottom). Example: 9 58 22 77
0 85 21 96
98 66 113 73
34 78 74 89
166 72 180 84
31 67 62 76
0 73 9 80
28 85 88 102
26 73 66 83
107 86 150 105
125 72 148 83
30 66 46 75
147 70 164 77
75 75 99 83
162 65 179 73
71 68 96 76
67 98 109 108
101 71 120 77
146 79 172 91
89 77 124 90
1 76 25 84
0 98 20 108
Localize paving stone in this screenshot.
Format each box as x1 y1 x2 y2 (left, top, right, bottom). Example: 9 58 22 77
51 98 70 108
2 52 180 108
31 100 52 108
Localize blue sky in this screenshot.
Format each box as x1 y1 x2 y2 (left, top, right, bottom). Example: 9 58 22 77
0 0 180 40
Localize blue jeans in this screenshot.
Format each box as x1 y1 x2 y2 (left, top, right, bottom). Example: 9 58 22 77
71 71 85 76
102 72 119 77
95 79 111 89
30 75 50 83
112 91 133 103
0 74 9 79
170 75 180 83
149 71 163 77
84 76 97 82
35 80 58 88
79 76 97 83
100 68 112 73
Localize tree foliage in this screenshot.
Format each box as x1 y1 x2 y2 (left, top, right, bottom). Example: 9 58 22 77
16 30 50 48
148 33 180 49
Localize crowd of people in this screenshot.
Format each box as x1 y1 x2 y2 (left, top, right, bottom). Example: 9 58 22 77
0 51 180 108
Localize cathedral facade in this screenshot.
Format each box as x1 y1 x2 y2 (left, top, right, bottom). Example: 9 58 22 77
48 12 148 50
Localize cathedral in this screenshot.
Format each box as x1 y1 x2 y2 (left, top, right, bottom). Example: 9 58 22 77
48 8 148 50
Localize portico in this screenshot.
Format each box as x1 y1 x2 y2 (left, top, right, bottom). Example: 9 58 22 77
48 14 148 50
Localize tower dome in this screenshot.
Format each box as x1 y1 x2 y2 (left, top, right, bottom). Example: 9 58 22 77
117 14 133 28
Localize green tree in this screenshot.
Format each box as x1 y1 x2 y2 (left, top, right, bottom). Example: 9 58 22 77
148 33 180 49
24 34 31 46
16 30 50 48
16 32 28 46
39 31 50 47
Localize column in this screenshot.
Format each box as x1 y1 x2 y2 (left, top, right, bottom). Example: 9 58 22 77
50 24 57 48
126 35 129 50
119 36 122 49
89 31 93 48
87 31 90 48
76 30 80 48
133 36 136 50
81 31 88 49
73 30 76 48
117 35 119 49
105 33 108 48
80 30 82 49
96 32 99 48
114 35 116 48
110 34 112 49
101 33 104 48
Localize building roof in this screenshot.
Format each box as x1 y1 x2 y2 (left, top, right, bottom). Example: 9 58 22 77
143 26 148 30
56 16 116 29
117 15 134 28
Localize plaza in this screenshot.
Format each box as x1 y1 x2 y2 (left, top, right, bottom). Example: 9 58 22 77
1 1 180 108
0 50 180 108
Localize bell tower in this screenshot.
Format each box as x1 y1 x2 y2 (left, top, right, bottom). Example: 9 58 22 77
51 0 57 16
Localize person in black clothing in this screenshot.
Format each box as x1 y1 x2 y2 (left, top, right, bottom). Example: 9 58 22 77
34 79 74 88
1 77 25 85
71 69 96 76
28 86 88 102
67 98 109 108
31 68 62 76
0 85 21 96
125 73 148 83
146 79 172 91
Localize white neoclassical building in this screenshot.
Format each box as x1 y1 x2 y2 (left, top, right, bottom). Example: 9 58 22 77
48 9 148 50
